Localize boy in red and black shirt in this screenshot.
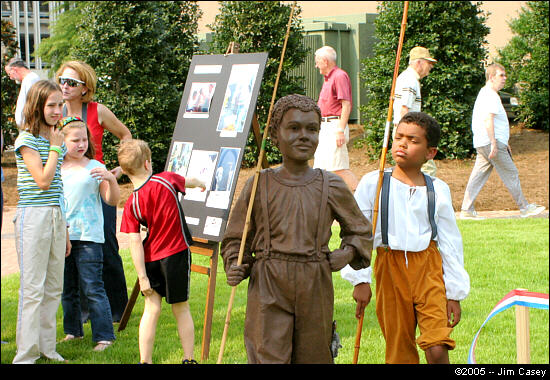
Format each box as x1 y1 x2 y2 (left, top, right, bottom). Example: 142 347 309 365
118 139 205 364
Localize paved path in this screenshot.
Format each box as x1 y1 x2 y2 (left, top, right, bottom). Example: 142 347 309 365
1 207 548 278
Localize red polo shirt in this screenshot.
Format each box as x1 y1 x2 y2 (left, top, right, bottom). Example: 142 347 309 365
120 172 189 262
317 66 352 117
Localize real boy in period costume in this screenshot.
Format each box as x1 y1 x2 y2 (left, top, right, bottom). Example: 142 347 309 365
343 112 470 364
221 94 371 363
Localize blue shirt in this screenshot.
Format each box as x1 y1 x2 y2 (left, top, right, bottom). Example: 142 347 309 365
62 159 106 243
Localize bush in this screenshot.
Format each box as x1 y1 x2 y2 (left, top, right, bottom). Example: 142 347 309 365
73 1 202 172
1 19 19 148
498 1 549 131
207 1 308 167
359 1 490 160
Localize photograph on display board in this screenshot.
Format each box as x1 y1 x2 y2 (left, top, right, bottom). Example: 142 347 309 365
184 82 216 118
184 149 219 202
203 216 223 237
167 141 193 176
206 147 240 210
193 64 222 75
216 64 259 135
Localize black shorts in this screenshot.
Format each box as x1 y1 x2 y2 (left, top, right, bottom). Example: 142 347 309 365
144 249 191 304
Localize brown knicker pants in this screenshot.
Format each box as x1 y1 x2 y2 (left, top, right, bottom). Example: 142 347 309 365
374 240 455 364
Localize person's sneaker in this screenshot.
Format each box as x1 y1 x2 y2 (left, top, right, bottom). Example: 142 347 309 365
460 210 486 220
182 359 198 364
520 204 546 218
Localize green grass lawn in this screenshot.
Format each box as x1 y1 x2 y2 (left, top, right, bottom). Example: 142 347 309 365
1 218 548 364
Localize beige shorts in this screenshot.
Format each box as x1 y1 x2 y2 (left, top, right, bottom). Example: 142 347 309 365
313 119 350 171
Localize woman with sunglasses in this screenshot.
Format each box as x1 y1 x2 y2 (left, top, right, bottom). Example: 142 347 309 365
56 60 131 324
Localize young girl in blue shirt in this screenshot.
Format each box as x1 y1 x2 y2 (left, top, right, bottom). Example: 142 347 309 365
59 117 120 352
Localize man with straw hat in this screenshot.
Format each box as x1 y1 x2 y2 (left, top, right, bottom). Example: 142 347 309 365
392 46 438 176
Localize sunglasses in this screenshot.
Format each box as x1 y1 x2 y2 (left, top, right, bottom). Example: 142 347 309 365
59 76 85 87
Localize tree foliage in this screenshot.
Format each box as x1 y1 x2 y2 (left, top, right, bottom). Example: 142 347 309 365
359 1 489 160
35 2 85 77
1 19 19 148
207 1 308 166
498 1 549 131
72 1 202 172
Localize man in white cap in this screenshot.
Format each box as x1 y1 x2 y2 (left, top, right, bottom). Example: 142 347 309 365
393 46 438 176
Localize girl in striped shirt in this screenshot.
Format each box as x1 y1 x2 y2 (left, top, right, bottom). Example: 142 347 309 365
12 80 70 364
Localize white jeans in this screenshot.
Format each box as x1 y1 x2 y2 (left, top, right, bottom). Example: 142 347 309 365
13 206 66 364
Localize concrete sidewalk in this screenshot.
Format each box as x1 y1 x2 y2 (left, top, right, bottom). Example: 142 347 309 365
1 206 548 278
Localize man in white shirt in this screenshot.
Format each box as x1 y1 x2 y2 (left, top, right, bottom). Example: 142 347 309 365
460 63 545 219
393 46 437 176
5 58 41 129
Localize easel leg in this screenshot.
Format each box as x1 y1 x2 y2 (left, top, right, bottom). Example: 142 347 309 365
200 244 219 361
118 278 140 332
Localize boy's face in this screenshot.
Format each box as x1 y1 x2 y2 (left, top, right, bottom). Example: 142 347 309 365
391 122 437 170
274 108 320 164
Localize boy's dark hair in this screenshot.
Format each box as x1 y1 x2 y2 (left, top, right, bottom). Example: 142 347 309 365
269 94 321 145
398 112 441 148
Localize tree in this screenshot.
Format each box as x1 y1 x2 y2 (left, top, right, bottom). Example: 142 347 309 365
36 2 85 76
207 1 308 166
359 1 489 160
498 1 549 131
73 1 202 172
1 19 19 148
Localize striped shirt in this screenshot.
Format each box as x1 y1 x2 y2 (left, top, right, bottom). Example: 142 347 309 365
14 131 66 207
393 67 422 125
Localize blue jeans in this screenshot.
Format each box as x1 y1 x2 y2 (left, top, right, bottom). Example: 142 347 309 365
62 241 115 342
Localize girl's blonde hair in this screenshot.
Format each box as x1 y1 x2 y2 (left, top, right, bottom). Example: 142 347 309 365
56 60 97 103
22 80 62 137
60 117 96 159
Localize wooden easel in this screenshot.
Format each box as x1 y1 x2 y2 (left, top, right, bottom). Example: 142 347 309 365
117 237 219 361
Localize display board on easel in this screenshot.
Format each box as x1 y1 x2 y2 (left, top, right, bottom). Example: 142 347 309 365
166 52 269 241
118 52 269 361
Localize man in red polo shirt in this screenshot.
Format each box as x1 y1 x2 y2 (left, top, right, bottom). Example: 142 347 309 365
313 46 359 192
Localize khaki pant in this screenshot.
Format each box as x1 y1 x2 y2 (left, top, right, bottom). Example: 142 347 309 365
313 119 350 171
461 141 528 212
13 206 66 364
374 241 455 364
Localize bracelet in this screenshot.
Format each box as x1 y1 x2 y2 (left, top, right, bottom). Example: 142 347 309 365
49 145 63 155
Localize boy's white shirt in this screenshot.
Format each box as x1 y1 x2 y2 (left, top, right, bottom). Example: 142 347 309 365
341 170 470 301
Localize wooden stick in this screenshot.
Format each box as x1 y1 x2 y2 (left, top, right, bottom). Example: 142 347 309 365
217 2 297 364
353 0 409 364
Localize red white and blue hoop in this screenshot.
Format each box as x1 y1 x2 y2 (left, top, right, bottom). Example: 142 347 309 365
468 289 549 364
